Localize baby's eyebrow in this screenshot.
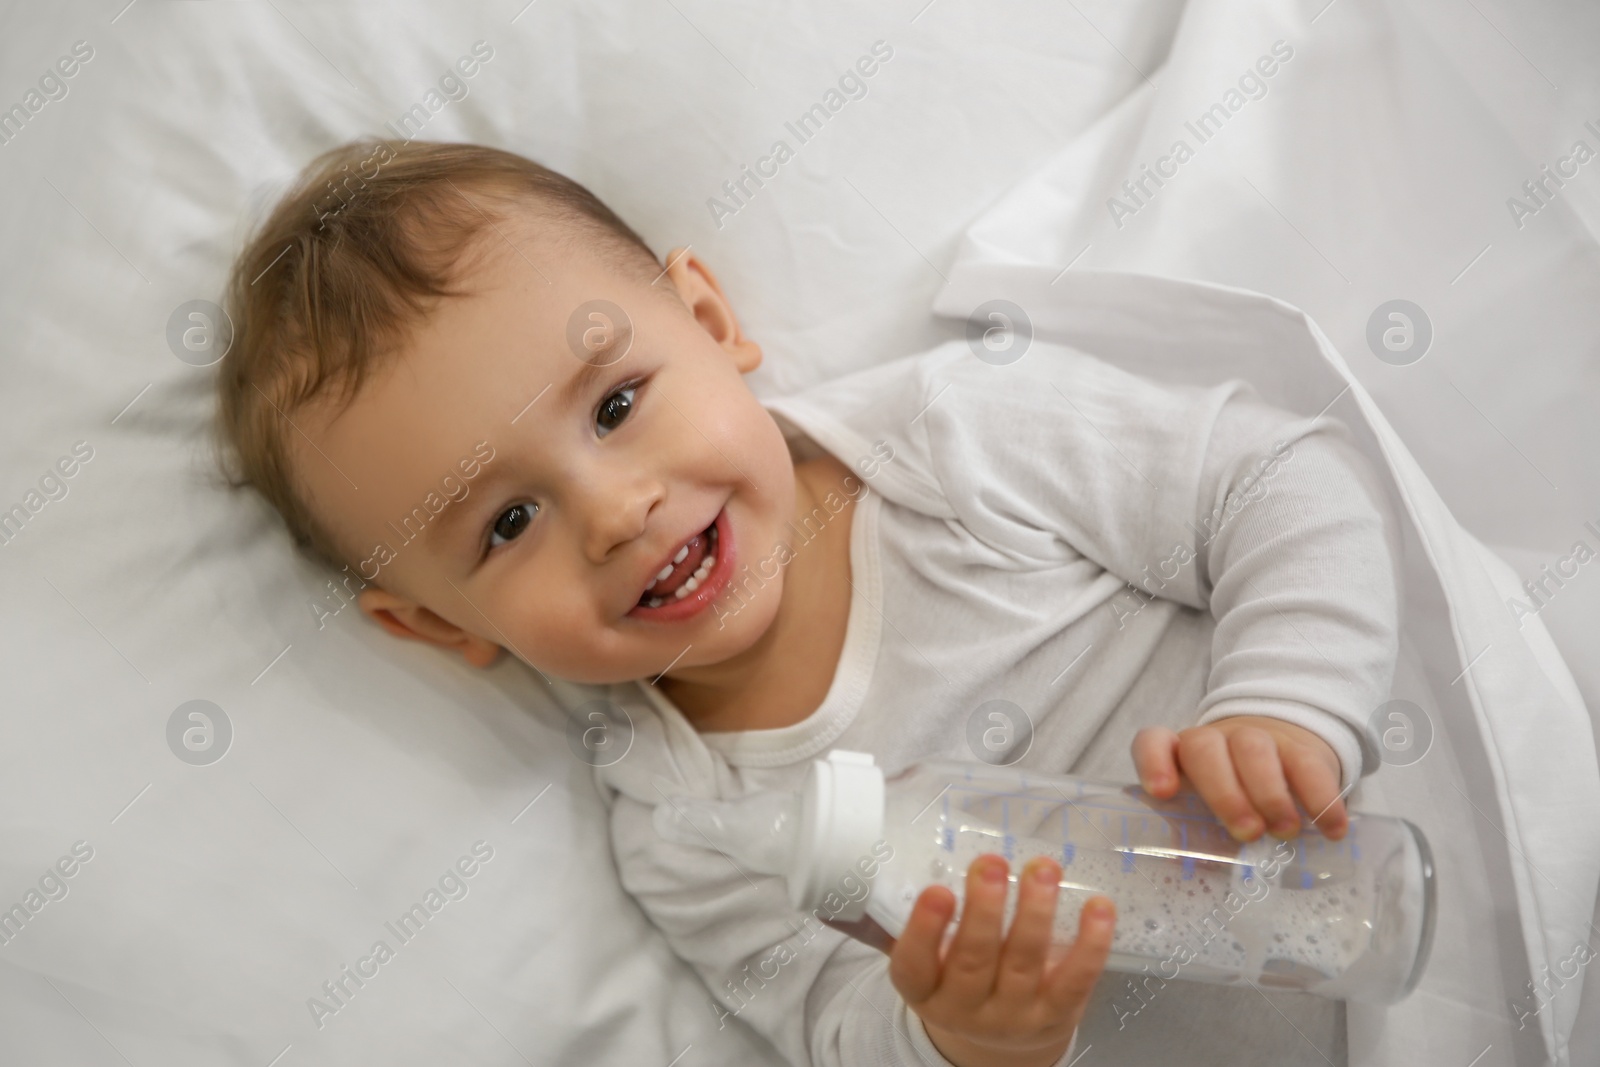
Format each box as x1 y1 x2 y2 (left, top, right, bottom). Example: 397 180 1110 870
424 464 508 552
558 323 633 408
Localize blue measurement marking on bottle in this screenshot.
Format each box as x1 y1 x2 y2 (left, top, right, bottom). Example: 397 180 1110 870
1062 842 1075 865
1350 841 1360 862
1180 823 1195 881
1121 815 1134 872
1300 870 1313 889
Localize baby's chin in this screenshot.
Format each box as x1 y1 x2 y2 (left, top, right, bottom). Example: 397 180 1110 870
612 606 786 684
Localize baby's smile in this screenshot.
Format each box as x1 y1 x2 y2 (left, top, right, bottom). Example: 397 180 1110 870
628 506 732 618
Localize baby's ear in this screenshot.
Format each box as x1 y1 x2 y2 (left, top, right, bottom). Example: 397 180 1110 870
357 588 503 668
661 246 762 373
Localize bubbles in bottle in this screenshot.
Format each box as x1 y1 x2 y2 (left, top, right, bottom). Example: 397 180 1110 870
880 787 1375 990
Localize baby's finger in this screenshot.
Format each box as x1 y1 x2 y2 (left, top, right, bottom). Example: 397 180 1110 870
887 885 957 1004
939 854 1011 1007
1132 727 1181 797
1227 727 1300 838
1282 744 1348 840
1178 729 1264 840
994 858 1062 998
1042 896 1116 1011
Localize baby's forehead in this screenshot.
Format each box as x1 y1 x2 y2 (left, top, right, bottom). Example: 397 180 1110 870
458 200 667 290
444 221 680 336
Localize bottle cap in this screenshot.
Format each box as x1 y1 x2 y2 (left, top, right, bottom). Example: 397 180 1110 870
791 749 885 920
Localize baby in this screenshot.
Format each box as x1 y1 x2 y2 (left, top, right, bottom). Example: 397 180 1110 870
217 140 1400 1067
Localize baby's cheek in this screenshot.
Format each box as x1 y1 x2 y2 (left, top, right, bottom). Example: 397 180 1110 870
528 603 643 684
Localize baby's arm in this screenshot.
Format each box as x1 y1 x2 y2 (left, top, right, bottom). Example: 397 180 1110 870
908 346 1398 841
886 855 1114 1067
1130 392 1401 840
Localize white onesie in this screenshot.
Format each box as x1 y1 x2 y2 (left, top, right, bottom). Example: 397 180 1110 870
587 337 1400 1067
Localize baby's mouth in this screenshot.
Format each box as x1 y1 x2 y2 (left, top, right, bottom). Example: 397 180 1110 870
638 521 720 609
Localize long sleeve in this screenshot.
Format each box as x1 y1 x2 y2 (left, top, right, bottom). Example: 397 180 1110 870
1185 393 1401 792
586 686 940 1067
592 689 1089 1067
892 342 1402 791
601 767 966 1067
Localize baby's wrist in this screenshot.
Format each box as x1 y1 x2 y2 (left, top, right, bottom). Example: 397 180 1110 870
921 1019 1073 1067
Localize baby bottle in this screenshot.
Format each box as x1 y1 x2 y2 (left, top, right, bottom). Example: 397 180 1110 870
653 750 1436 1004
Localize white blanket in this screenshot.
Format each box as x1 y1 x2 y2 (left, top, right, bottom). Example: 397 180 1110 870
932 266 1599 1066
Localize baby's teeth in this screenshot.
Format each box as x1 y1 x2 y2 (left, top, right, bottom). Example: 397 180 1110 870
647 531 717 606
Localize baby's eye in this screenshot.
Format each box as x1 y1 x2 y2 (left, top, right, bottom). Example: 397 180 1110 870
489 503 537 549
596 383 638 438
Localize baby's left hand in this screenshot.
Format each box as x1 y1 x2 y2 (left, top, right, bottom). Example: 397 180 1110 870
1132 717 1347 841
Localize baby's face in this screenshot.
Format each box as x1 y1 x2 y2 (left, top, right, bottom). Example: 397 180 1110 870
293 229 798 683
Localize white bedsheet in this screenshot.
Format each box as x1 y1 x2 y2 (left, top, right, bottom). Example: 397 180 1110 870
1 0 1596 1065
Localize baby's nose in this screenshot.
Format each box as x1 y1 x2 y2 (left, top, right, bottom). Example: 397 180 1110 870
578 484 661 562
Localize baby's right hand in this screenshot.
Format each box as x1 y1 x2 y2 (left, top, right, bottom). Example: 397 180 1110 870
886 853 1116 1067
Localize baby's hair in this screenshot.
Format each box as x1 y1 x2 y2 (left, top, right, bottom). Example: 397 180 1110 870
213 139 662 571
